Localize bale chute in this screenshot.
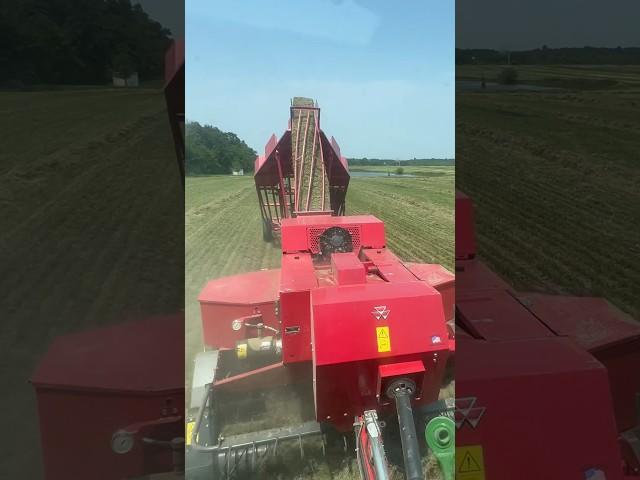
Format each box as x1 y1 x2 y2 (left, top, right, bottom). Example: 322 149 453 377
254 97 349 239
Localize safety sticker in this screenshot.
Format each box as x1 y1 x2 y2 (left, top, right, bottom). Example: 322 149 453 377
236 343 247 359
456 445 485 480
376 326 391 352
185 421 195 446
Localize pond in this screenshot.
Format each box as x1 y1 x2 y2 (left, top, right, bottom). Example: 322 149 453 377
350 171 416 178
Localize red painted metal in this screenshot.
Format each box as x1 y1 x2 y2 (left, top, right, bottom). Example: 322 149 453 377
457 336 625 480
280 215 385 254
32 315 184 480
455 190 640 478
405 262 455 321
198 212 455 434
331 252 367 285
517 292 640 433
199 269 280 348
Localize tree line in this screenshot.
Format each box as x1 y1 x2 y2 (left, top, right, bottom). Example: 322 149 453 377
456 47 640 65
348 158 455 166
185 121 455 176
0 0 171 86
186 122 257 175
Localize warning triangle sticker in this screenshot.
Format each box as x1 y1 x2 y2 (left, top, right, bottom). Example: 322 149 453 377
459 451 481 473
377 329 388 338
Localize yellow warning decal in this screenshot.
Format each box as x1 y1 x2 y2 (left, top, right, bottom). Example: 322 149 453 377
236 343 247 359
376 326 391 352
456 445 485 480
185 421 195 446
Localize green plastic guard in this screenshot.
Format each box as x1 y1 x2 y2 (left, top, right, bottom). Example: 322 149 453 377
425 416 455 480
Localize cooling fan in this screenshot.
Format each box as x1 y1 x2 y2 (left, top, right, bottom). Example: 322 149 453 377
318 226 353 256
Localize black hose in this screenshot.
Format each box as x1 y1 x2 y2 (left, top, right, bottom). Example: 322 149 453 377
393 388 423 480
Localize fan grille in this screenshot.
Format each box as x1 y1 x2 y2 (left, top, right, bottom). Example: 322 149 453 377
309 226 361 254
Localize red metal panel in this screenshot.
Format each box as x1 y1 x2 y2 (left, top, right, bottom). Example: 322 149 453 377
516 293 640 352
457 291 555 341
280 253 317 363
405 262 455 321
312 282 446 365
456 337 624 480
362 249 419 283
280 290 312 363
377 360 426 400
254 132 293 187
331 252 366 285
35 390 183 479
456 258 512 294
32 315 183 393
518 293 640 432
281 253 317 291
199 269 281 306
198 270 280 348
32 315 184 480
311 281 449 430
280 215 385 253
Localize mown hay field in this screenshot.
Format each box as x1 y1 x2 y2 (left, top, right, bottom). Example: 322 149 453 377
0 88 183 478
456 65 640 318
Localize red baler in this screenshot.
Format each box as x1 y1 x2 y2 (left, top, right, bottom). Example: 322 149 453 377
186 99 455 479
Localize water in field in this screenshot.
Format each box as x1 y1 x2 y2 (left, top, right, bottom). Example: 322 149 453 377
350 171 416 178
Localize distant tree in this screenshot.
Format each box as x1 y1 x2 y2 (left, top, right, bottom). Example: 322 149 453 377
395 167 404 175
186 122 256 175
498 67 518 85
0 0 171 86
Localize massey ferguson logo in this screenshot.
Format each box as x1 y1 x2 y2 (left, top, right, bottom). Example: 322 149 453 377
455 397 485 429
372 305 390 320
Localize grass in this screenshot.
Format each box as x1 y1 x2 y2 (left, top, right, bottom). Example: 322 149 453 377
456 65 640 318
0 88 183 478
185 166 454 479
457 64 640 89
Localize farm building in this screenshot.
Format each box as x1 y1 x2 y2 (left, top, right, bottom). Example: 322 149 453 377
112 72 139 87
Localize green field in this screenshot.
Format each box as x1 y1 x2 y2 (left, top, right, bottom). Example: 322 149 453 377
457 64 640 88
185 167 454 479
0 88 183 478
457 65 640 318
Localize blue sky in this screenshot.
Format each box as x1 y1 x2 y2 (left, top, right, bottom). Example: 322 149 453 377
186 1 454 159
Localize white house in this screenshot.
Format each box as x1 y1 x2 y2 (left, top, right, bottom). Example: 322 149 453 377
113 72 140 87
